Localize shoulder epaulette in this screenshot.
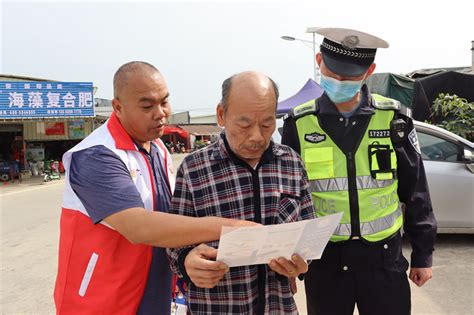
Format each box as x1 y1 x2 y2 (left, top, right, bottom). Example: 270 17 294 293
397 105 412 118
372 94 412 118
284 99 319 120
372 94 401 110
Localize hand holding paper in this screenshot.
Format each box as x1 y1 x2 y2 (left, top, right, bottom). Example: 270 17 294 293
185 244 229 288
268 254 308 278
216 212 343 268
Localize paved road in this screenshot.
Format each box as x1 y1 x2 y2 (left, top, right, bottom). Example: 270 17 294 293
1 178 63 314
1 154 473 314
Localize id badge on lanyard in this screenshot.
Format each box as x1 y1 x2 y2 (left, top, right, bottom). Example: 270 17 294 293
171 279 187 315
171 297 187 315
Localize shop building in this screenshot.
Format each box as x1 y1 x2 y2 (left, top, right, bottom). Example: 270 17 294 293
0 75 96 179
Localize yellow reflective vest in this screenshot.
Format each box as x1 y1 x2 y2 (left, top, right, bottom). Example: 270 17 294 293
293 95 403 242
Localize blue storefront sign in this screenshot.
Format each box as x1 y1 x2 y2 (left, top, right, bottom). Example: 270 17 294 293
0 81 94 119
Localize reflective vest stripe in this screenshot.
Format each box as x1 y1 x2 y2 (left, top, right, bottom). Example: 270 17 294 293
357 176 395 190
78 252 99 297
333 206 403 236
309 176 395 192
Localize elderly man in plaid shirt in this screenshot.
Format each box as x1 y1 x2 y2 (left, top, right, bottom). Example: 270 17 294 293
166 71 315 314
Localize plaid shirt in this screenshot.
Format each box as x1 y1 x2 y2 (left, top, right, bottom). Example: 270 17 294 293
166 133 314 314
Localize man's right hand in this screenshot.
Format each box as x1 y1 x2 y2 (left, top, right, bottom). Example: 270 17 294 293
184 244 229 288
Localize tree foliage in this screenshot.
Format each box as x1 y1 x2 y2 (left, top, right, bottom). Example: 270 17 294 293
430 93 474 141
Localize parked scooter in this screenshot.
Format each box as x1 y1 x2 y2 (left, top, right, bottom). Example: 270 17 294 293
0 160 10 182
44 160 61 182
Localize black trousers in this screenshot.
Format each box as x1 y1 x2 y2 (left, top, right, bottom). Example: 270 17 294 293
304 234 411 315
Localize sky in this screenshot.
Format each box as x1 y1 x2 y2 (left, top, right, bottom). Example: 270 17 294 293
2 0 473 115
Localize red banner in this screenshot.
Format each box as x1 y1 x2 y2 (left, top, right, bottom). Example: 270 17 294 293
45 122 65 135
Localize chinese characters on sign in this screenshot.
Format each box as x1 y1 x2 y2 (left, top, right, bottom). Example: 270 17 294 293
0 82 94 119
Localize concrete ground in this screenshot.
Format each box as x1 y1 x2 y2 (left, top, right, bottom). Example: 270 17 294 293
1 154 473 314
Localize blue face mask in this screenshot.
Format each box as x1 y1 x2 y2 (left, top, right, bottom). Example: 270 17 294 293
320 74 364 104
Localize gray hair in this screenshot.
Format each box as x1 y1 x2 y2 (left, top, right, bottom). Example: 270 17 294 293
220 74 279 113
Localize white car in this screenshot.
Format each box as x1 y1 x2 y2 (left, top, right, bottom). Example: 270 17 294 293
273 119 474 233
415 121 473 233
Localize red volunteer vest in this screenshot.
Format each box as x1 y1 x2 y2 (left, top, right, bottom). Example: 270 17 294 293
54 113 174 314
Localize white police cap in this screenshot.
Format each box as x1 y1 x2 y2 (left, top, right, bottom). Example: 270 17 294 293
311 27 389 76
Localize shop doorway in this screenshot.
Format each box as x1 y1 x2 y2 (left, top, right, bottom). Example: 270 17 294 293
0 124 24 182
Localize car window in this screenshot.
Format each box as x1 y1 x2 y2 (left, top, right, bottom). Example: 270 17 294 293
418 132 460 161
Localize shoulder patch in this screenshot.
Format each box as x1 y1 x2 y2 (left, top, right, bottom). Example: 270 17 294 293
290 100 319 119
408 128 421 154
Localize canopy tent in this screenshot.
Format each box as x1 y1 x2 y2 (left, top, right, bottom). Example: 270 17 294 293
277 79 324 115
411 71 474 121
366 70 474 121
364 72 433 120
163 126 189 138
365 73 415 108
407 67 473 79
